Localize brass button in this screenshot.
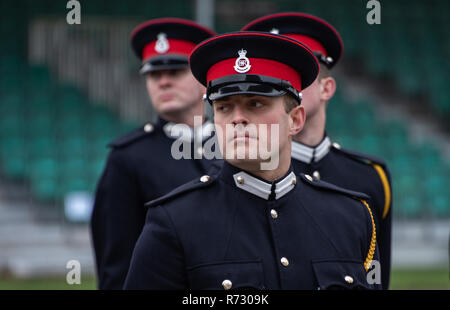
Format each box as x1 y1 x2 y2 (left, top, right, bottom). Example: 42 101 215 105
236 176 245 184
200 175 210 183
344 275 354 284
222 279 232 290
312 171 320 180
305 174 313 182
144 124 153 133
332 142 341 149
280 257 289 267
270 209 278 219
292 177 297 185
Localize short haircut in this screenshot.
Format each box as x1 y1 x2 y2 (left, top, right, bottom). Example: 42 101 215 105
283 94 299 113
318 63 330 80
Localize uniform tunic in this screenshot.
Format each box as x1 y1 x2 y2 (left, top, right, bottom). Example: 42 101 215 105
124 161 380 290
291 136 392 289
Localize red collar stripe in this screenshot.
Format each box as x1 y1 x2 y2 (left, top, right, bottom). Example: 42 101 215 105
142 39 196 61
207 58 302 92
283 34 327 56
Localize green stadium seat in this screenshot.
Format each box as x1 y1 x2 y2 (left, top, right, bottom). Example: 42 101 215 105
30 177 59 202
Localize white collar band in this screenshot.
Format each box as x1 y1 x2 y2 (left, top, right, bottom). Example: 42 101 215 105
291 136 331 164
163 120 214 142
232 171 297 200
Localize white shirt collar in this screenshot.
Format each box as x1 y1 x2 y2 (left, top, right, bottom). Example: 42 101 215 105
232 171 297 200
291 136 331 164
163 120 215 142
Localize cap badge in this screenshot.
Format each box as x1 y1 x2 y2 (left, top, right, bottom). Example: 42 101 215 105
234 49 251 73
270 28 279 34
155 33 169 54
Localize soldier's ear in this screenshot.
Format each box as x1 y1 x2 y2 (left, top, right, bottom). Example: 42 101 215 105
288 105 305 136
319 76 336 101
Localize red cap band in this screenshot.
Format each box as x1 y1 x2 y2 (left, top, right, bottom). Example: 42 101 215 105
142 39 196 62
284 34 327 57
207 57 302 91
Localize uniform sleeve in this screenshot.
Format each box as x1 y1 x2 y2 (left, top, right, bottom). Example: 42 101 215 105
123 205 187 290
90 149 145 289
361 199 382 290
377 166 392 289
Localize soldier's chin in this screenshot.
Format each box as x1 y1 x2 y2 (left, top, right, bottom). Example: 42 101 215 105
226 157 263 170
155 101 185 115
225 147 262 164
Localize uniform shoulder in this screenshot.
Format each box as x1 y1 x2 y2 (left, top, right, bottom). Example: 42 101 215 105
330 142 387 168
108 123 156 149
145 174 218 209
299 173 370 201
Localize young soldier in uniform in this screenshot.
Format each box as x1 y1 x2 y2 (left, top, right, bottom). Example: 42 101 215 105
90 18 217 289
124 32 380 290
243 13 392 289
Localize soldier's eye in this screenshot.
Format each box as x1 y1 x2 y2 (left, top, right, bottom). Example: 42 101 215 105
215 104 229 112
148 71 161 80
250 101 263 108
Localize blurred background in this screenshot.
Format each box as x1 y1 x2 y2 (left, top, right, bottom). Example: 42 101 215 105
0 0 448 289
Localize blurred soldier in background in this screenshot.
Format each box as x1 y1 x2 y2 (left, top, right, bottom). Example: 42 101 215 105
90 18 217 289
243 13 392 289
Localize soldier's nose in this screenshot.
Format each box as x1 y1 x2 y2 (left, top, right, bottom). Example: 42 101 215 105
231 109 249 126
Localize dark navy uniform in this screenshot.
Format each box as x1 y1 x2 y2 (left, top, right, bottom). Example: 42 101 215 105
124 161 380 290
90 18 217 289
291 138 392 288
243 13 392 289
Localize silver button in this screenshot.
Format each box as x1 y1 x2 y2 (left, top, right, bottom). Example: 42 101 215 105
197 146 203 156
344 275 354 284
200 175 210 183
305 174 313 182
326 56 334 63
144 123 153 133
222 279 232 290
270 209 278 219
332 142 341 149
312 171 320 180
236 176 245 184
281 257 289 267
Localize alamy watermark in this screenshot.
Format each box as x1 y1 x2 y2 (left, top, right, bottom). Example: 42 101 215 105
366 0 381 25
366 260 382 285
66 0 81 25
66 260 81 285
169 116 280 170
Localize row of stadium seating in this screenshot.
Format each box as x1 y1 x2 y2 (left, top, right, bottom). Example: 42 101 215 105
0 61 138 202
275 0 450 116
3 0 448 116
327 91 449 218
0 59 448 218
0 0 448 218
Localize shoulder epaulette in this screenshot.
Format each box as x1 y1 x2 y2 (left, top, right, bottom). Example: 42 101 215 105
145 174 218 208
299 173 370 200
330 143 387 168
108 123 155 148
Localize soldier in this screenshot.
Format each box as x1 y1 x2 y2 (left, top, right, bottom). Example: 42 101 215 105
124 32 380 290
243 13 392 289
90 18 218 289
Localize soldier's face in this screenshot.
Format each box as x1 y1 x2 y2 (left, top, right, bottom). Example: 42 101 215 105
213 94 304 170
146 68 205 116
